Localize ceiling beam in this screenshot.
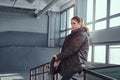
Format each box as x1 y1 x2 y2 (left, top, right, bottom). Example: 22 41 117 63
34 0 59 18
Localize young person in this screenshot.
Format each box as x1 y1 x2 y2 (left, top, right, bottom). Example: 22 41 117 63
53 16 89 80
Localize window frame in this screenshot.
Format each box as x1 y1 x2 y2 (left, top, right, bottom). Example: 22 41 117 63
60 6 75 38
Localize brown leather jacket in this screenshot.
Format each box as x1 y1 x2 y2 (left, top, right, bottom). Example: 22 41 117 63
57 28 89 76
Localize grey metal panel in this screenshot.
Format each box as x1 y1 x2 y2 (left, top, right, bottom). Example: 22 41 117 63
0 46 59 73
48 11 60 47
74 0 87 22
0 11 48 33
90 28 120 44
0 31 47 47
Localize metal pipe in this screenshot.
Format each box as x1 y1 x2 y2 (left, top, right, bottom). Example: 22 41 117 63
35 0 59 18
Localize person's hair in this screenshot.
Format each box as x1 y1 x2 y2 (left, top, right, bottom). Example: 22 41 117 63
71 16 81 23
80 18 84 27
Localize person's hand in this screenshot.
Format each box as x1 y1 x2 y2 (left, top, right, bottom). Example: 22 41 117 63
54 62 60 68
52 54 57 60
54 61 61 68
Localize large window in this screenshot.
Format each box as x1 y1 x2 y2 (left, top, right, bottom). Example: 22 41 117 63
95 0 107 30
87 0 93 23
67 7 74 29
60 31 65 37
87 24 93 32
110 0 120 15
94 45 106 63
109 45 120 65
87 46 92 62
109 0 120 28
60 7 74 38
95 20 106 30
61 12 66 31
95 0 107 20
86 0 93 32
86 0 120 31
110 16 120 27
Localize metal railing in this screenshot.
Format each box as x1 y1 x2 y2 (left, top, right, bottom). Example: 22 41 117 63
30 62 118 80
30 62 59 80
83 68 117 80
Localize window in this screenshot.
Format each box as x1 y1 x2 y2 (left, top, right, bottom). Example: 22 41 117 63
110 16 120 27
67 29 71 35
87 24 93 32
87 0 93 23
60 7 74 38
86 0 120 31
67 7 74 29
59 47 62 53
109 45 120 65
95 20 106 30
88 46 92 62
60 31 65 37
95 0 107 20
86 0 107 32
110 0 120 15
61 12 66 30
94 45 106 63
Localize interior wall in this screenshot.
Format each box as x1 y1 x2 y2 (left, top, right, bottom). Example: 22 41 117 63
0 11 48 33
0 7 60 80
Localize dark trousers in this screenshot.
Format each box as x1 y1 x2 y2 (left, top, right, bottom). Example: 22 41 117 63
61 74 77 80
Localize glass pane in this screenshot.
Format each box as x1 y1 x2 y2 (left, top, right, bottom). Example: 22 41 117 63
60 31 65 37
67 7 74 28
59 47 62 53
94 46 106 63
67 29 71 35
61 12 66 30
95 20 106 30
110 45 120 48
110 0 120 15
87 24 93 32
95 0 107 20
109 45 120 65
88 46 92 62
87 0 93 23
110 16 120 27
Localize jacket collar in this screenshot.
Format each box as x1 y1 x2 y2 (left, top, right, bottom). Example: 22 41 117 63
71 28 83 34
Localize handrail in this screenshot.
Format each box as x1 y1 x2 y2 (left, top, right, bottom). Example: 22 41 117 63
30 62 50 80
83 68 117 80
30 62 119 80
88 65 120 70
30 62 50 70
30 61 59 80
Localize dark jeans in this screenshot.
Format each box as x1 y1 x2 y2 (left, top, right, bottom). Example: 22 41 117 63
61 74 77 80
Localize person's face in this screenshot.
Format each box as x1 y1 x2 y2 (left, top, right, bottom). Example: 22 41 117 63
71 19 81 30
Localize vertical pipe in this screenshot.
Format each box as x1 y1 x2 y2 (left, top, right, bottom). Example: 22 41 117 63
44 65 46 80
43 66 45 80
30 70 32 80
84 71 87 80
35 69 37 80
36 69 39 80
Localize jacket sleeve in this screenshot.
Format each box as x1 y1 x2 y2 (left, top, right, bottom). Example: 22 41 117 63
57 33 86 61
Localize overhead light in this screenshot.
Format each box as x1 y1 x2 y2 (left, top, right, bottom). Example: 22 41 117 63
34 9 40 14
